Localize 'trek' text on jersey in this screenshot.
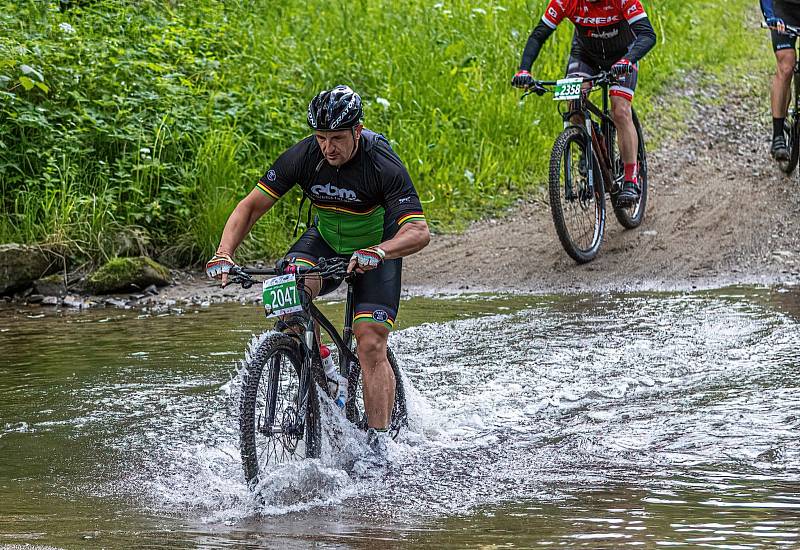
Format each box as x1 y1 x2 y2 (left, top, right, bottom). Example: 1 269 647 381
542 0 648 62
254 130 425 255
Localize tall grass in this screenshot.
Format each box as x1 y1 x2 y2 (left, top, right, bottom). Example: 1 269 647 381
0 0 767 265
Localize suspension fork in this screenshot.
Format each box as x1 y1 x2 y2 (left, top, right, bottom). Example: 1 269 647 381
342 281 357 380
584 114 596 196
562 100 596 197
793 58 800 120
294 278 315 422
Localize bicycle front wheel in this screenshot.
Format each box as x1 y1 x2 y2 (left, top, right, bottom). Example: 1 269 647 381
778 117 800 176
240 332 321 488
778 73 800 176
549 126 606 263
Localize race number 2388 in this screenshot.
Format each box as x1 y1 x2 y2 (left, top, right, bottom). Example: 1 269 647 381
262 274 303 317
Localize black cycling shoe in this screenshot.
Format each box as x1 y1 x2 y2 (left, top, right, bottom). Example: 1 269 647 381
771 135 790 162
616 180 640 207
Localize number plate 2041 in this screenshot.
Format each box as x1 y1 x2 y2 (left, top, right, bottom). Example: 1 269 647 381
553 77 583 101
262 274 302 317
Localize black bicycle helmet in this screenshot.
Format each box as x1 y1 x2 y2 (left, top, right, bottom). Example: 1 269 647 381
307 85 363 130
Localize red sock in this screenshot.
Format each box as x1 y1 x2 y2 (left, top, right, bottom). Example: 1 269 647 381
624 163 638 183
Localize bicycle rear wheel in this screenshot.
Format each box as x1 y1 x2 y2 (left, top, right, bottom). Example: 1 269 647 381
613 108 648 229
549 126 606 263
240 332 321 487
345 346 407 439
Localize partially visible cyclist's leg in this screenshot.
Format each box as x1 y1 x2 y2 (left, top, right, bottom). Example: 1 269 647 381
352 259 401 431
610 94 636 166
772 49 795 118
565 51 594 126
279 227 344 333
354 323 393 430
609 61 638 161
769 8 798 160
610 64 640 203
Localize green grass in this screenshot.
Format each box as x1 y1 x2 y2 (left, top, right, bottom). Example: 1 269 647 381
0 0 768 266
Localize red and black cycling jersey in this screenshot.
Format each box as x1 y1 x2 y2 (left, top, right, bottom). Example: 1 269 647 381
255 130 425 255
519 0 656 71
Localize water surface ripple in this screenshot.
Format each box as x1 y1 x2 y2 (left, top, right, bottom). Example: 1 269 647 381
0 288 798 548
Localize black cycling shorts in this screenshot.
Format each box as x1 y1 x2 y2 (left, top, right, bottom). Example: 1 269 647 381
285 227 401 330
771 2 800 51
566 52 639 102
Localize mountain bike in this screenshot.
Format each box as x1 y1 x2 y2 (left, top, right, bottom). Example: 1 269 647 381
228 257 407 488
763 21 800 176
522 71 648 263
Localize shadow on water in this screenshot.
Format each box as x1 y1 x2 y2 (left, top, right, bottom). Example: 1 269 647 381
0 285 799 548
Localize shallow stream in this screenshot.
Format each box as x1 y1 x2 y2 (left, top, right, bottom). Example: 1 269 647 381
1 286 799 548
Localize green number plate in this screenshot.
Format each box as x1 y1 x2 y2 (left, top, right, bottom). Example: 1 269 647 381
553 77 583 101
262 274 302 317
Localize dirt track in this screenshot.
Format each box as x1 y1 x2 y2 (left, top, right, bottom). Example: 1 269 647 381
80 71 800 310
400 72 800 294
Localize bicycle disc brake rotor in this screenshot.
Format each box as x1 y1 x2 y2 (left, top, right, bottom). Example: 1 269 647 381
578 180 593 209
280 406 302 452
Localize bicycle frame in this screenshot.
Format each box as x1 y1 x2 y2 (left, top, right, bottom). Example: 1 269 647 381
560 80 619 196
236 262 359 412
524 72 622 196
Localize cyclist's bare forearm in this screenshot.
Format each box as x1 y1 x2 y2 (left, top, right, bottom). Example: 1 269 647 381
217 189 275 256
379 220 431 260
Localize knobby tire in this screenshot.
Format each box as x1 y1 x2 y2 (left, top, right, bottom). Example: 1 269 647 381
780 71 800 177
240 332 321 488
549 126 606 263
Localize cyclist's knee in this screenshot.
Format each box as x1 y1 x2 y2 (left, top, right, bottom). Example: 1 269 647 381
776 54 795 78
610 98 632 124
354 323 389 364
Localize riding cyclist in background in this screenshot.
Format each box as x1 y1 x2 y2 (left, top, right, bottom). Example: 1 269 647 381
512 0 657 207
761 0 800 161
206 85 430 457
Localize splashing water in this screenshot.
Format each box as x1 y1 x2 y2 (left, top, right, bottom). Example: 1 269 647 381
1 289 799 547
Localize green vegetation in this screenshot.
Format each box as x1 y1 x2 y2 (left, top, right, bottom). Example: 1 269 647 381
0 0 763 266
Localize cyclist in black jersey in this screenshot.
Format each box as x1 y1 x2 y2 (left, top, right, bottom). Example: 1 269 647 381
206 86 430 452
762 0 800 160
511 0 656 207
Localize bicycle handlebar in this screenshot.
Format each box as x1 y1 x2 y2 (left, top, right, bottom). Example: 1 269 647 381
520 71 618 99
227 257 351 289
761 21 800 37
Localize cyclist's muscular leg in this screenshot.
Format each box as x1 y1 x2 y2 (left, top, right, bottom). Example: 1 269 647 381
772 48 796 119
353 322 395 429
280 227 345 334
278 279 320 334
610 95 637 167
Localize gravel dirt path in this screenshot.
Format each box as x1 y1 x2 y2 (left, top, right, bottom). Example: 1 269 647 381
399 72 800 294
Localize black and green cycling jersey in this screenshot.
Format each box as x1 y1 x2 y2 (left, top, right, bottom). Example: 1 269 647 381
255 129 425 255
